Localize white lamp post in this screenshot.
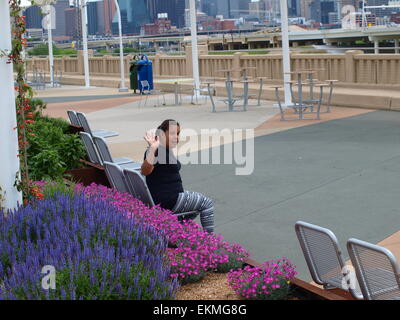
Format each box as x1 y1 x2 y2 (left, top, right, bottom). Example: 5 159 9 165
37 0 56 87
80 0 91 88
189 0 201 100
0 0 22 209
279 0 292 106
114 0 128 92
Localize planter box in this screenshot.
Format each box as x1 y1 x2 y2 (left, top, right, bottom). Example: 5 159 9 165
66 124 83 135
65 161 110 187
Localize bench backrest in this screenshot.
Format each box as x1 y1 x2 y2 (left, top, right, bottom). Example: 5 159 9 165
67 110 81 127
347 238 400 300
123 168 154 207
295 221 363 299
92 136 114 164
76 112 93 136
103 161 130 194
79 132 101 164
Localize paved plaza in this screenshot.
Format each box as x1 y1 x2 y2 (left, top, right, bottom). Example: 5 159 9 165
40 85 400 281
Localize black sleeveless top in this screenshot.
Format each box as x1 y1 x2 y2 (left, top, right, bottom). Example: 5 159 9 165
144 146 184 210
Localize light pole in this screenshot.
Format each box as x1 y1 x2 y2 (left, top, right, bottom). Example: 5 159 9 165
279 0 292 106
37 0 56 87
80 0 91 88
114 0 128 92
0 0 22 209
189 0 201 100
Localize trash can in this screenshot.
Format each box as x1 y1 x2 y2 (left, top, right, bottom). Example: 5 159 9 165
137 54 154 92
129 56 140 93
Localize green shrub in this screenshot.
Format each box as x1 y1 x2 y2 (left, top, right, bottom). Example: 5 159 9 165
29 98 47 117
28 43 77 56
27 117 86 180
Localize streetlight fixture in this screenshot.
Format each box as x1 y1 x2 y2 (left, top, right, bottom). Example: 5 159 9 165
79 0 91 88
113 0 128 92
279 0 292 106
0 0 22 209
189 0 201 100
36 0 57 87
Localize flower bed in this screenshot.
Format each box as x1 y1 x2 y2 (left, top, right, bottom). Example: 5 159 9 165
0 193 178 299
10 181 303 300
75 183 250 284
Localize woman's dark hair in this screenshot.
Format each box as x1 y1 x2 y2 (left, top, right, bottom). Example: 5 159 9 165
156 119 180 135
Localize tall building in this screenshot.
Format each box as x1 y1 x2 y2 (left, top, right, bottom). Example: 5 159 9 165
238 0 251 15
52 0 69 36
201 0 218 16
249 0 267 20
87 1 99 35
103 0 116 35
310 0 337 23
364 0 400 18
288 0 301 17
264 0 280 22
112 0 150 34
150 0 186 27
146 0 157 21
218 0 240 18
65 6 81 39
300 0 313 20
24 5 43 29
96 1 105 35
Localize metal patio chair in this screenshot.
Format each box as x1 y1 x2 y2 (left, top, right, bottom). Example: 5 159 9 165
54 70 62 88
79 132 102 165
295 221 363 299
67 110 82 127
76 112 119 138
92 136 141 170
103 161 131 194
347 238 400 300
123 168 198 221
138 80 166 108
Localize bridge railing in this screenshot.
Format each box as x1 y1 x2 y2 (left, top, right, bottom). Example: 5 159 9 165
25 50 400 87
354 54 400 84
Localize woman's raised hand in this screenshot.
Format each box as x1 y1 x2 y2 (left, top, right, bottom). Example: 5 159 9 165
144 130 160 149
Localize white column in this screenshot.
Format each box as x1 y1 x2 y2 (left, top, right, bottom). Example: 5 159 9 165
374 39 379 54
280 0 292 106
114 0 128 92
395 39 399 54
80 0 90 88
0 0 22 209
189 0 201 99
45 5 55 87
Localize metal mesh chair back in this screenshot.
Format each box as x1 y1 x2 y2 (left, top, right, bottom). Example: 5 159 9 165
92 136 113 164
295 222 349 288
347 238 400 300
67 110 81 126
76 112 92 135
103 161 130 194
79 132 101 164
123 168 154 207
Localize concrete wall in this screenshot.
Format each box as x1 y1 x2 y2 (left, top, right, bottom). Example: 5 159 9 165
26 49 400 87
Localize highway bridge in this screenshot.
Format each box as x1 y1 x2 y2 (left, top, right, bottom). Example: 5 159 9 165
38 25 400 53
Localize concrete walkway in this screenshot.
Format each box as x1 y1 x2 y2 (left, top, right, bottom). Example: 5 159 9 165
181 110 400 281
43 74 400 110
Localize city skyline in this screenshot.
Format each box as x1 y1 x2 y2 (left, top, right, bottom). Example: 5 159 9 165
21 0 400 39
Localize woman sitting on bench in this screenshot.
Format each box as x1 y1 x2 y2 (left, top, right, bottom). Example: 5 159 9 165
141 119 215 233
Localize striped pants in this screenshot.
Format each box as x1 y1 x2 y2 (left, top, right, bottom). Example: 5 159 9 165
171 190 215 233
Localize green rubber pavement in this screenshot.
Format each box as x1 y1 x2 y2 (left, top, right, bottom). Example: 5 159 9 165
180 110 400 281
